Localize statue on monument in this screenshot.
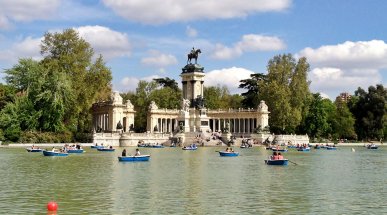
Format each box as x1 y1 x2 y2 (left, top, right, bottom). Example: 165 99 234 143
194 95 205 109
187 47 201 64
181 98 190 112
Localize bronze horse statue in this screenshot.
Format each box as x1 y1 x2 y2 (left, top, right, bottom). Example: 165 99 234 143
187 49 201 64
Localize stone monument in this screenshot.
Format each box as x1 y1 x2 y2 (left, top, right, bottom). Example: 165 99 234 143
177 48 209 133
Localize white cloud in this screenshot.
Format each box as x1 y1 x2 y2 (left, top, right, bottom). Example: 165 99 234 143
0 0 60 28
298 40 387 69
119 75 161 92
102 0 291 24
309 67 381 99
120 77 139 92
141 50 177 67
211 34 286 60
186 26 198 38
0 26 131 64
0 16 10 29
205 67 255 94
0 36 42 62
297 40 387 99
76 25 131 59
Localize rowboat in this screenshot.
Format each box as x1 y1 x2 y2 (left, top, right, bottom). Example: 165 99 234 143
152 145 164 148
219 151 239 157
26 148 43 152
43 150 68 157
182 146 198 150
67 149 84 153
240 145 252 148
366 144 378 149
138 144 164 148
271 148 288 152
326 146 337 150
182 144 198 150
118 155 151 162
97 148 115 152
297 147 310 151
314 145 321 149
265 159 289 166
91 145 104 149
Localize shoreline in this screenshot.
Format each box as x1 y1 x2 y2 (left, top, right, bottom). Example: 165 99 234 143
1 142 384 148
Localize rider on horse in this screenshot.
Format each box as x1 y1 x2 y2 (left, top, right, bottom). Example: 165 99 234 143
187 47 201 64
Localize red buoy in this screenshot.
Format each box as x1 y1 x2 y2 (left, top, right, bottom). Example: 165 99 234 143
47 201 58 211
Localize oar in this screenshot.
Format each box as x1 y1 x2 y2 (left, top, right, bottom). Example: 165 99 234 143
288 160 298 165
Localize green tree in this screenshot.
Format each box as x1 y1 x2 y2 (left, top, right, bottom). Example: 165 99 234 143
204 85 231 109
40 29 112 134
0 83 16 110
0 29 112 142
239 73 266 108
350 84 386 140
302 93 329 139
130 81 158 132
153 77 179 91
260 54 311 134
333 98 356 139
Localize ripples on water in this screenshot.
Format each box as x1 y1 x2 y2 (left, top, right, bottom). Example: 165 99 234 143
0 146 385 214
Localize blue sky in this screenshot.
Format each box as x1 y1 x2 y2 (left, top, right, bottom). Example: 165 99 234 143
0 0 386 99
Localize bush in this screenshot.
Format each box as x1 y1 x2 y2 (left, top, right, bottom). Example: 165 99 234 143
19 131 74 143
4 125 21 142
74 132 92 143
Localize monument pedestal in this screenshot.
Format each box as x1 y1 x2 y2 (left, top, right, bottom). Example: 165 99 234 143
221 132 232 145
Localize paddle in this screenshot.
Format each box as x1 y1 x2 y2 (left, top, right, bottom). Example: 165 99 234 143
288 160 298 165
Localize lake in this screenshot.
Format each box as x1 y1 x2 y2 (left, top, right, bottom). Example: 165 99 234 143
0 146 385 214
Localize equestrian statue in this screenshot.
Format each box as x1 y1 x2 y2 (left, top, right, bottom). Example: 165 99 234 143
187 47 201 64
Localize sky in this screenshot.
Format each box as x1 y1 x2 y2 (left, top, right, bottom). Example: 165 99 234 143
0 0 386 100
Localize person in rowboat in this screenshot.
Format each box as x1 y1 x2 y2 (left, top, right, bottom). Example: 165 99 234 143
122 149 127 157
134 148 141 156
271 152 279 160
278 152 284 160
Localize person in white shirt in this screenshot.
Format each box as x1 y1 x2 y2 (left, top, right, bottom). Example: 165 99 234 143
134 148 141 156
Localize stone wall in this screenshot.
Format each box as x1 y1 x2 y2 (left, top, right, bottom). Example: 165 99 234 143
93 132 171 147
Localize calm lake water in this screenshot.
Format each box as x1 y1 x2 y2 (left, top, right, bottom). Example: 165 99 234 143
0 146 386 214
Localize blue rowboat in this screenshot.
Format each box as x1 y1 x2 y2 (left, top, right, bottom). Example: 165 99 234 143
181 146 198 150
182 146 198 150
67 149 84 153
219 151 239 157
26 148 43 152
366 145 378 149
297 147 310 152
97 148 115 152
91 145 104 149
43 150 68 157
314 145 321 149
271 148 288 152
326 146 337 150
368 146 378 149
265 159 289 166
287 145 297 148
118 155 150 162
152 145 164 148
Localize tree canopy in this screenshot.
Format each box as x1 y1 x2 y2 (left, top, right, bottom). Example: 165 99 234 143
0 29 112 142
